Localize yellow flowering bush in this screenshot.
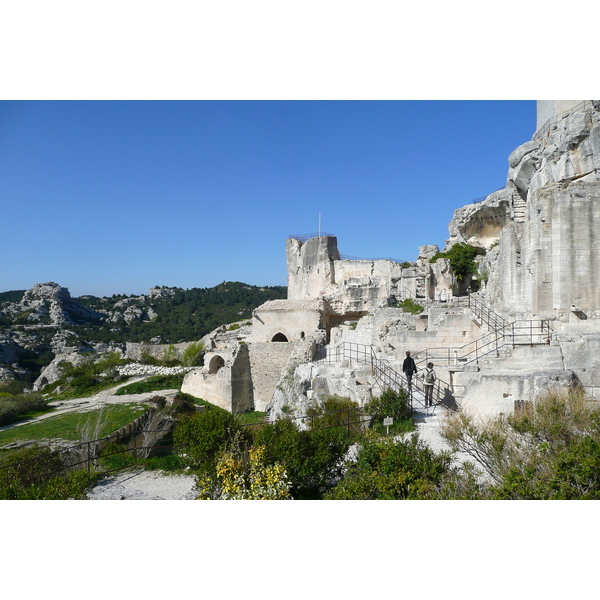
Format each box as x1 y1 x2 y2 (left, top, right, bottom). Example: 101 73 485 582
197 444 291 500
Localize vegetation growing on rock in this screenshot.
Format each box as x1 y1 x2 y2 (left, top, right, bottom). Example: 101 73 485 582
429 243 480 281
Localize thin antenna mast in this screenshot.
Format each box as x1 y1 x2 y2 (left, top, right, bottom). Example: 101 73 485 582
318 213 321 237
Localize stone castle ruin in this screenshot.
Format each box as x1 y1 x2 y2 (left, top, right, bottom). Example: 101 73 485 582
182 100 600 420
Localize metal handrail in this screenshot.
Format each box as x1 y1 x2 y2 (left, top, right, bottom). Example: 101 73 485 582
339 254 408 264
534 100 594 141
316 342 457 413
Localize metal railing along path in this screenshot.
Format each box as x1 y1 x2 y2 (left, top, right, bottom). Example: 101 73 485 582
316 342 458 415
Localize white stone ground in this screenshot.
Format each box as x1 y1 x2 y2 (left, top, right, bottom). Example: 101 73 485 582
87 469 197 500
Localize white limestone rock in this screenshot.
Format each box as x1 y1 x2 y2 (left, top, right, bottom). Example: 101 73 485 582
445 189 511 250
5 282 104 326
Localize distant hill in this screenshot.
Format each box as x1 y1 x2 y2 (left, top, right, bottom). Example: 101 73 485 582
74 281 288 343
0 281 287 390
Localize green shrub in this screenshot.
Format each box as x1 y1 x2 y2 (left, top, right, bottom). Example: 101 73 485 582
429 243 479 282
173 407 244 471
0 393 49 427
441 388 600 499
170 392 204 414
326 434 453 500
364 388 410 422
0 446 99 500
140 351 161 366
398 298 424 314
47 352 130 399
254 418 352 499
181 341 206 367
161 344 181 367
305 396 362 437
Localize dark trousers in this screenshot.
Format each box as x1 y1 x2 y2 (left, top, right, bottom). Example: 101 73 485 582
424 384 434 406
405 371 413 390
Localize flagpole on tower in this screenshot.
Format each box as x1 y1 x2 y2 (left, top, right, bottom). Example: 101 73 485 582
318 213 321 237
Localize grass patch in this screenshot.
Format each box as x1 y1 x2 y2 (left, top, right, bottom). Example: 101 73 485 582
371 417 414 436
0 403 148 447
397 298 424 314
236 411 266 426
115 374 185 396
99 441 187 473
45 377 132 401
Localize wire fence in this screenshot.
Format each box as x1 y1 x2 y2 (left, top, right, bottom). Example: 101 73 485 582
0 401 411 488
288 232 336 243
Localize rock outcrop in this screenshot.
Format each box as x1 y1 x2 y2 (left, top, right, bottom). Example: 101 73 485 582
484 102 600 318
2 282 104 326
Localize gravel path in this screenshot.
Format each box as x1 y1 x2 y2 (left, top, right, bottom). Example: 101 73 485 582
87 469 198 500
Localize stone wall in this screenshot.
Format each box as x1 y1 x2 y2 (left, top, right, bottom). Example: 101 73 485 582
287 236 339 300
248 299 323 343
124 341 196 362
457 370 578 418
329 307 482 357
325 259 403 314
181 344 252 412
491 180 600 317
286 235 406 315
536 100 586 132
247 341 295 411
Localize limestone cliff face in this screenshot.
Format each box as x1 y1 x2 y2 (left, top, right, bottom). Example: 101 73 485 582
490 102 600 318
445 188 513 251
447 101 600 320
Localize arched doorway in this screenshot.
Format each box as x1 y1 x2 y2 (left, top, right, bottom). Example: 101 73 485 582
271 332 289 342
208 355 225 374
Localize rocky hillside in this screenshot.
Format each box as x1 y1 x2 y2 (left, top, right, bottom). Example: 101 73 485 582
0 281 287 390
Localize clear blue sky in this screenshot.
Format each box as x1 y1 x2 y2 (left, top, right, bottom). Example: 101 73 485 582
0 100 536 297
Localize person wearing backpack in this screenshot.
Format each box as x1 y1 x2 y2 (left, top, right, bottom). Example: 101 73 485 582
422 362 436 407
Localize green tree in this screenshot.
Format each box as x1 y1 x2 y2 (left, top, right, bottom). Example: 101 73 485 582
430 243 479 281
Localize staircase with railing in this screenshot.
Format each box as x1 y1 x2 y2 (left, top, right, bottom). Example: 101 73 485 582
412 294 553 369
315 295 553 417
315 342 455 416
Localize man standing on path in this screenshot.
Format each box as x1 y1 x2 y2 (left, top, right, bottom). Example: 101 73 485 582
402 351 417 392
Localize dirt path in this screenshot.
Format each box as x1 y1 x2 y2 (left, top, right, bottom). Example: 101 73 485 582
87 469 197 500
